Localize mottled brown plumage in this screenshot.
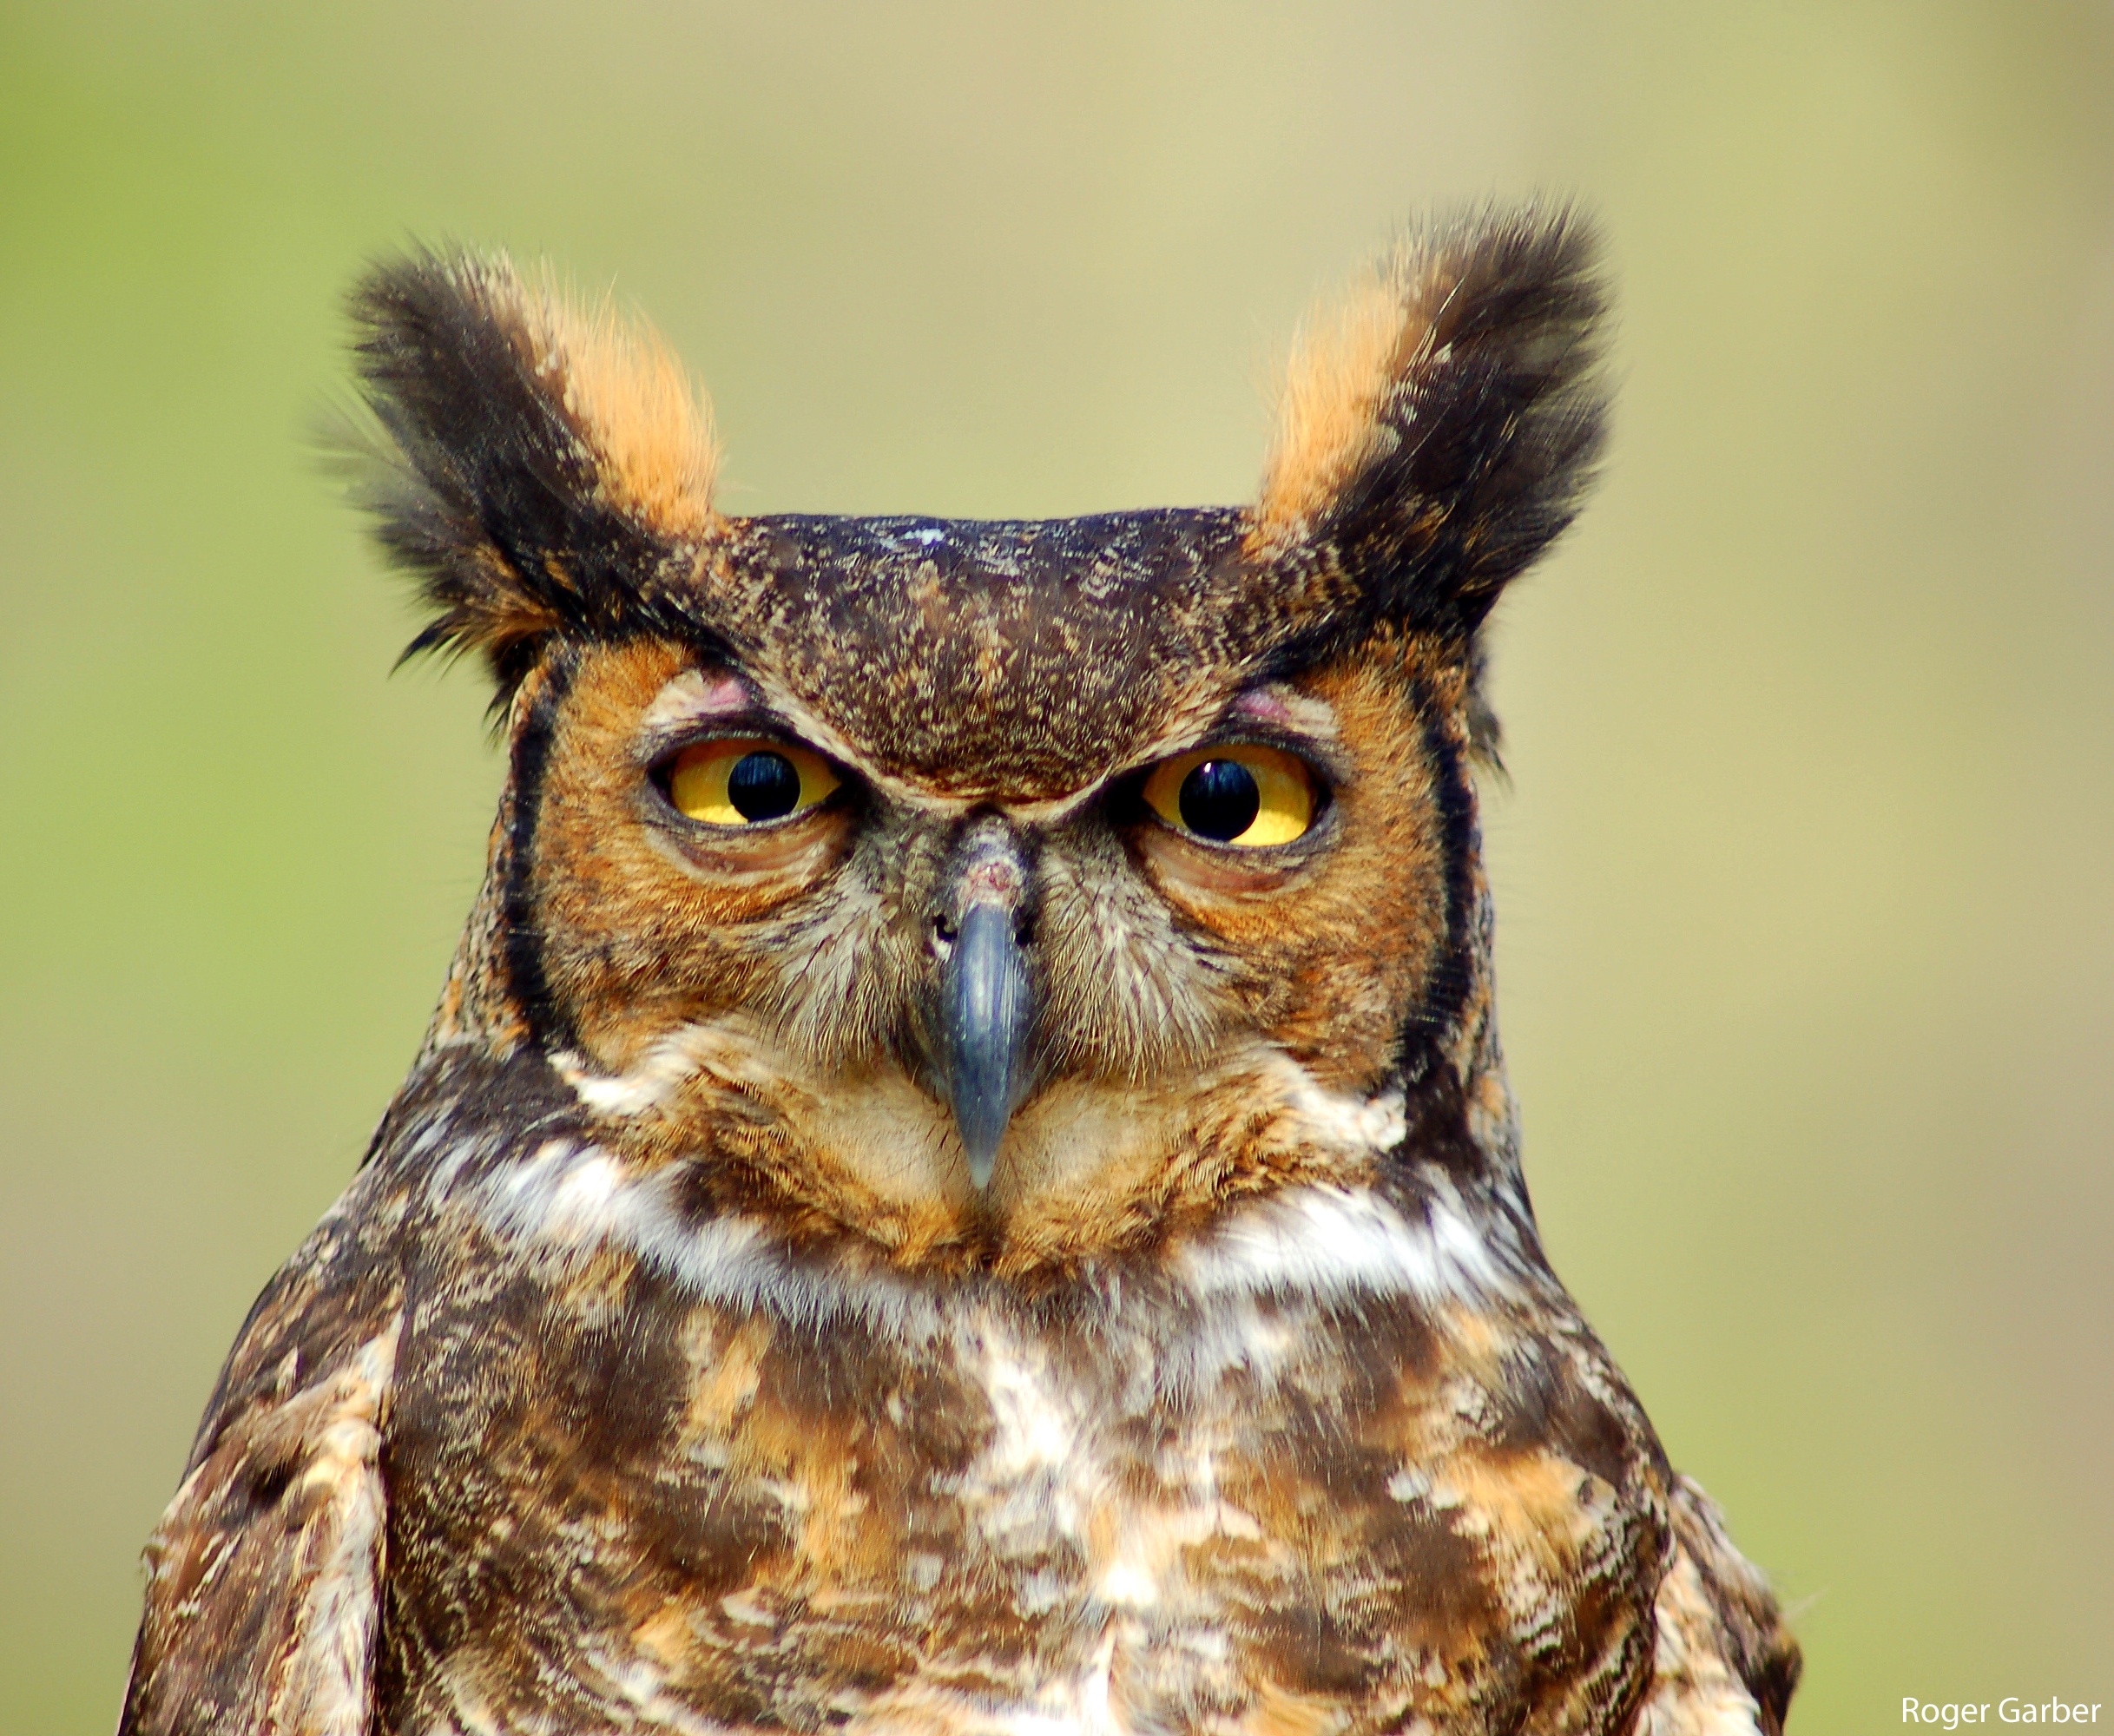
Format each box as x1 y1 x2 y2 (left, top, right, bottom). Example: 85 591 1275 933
123 207 1798 1734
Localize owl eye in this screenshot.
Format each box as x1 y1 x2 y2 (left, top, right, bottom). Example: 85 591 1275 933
663 738 840 826
1140 746 1318 847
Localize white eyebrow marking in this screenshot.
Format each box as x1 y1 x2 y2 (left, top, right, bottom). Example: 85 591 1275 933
642 667 754 731
1228 683 1340 743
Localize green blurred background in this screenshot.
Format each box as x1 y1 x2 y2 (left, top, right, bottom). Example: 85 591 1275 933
4 3 2110 1728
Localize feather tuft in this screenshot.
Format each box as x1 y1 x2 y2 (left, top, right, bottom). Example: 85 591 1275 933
1253 203 1611 641
341 247 721 700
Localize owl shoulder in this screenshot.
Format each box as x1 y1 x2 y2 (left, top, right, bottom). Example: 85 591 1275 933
117 1108 424 1734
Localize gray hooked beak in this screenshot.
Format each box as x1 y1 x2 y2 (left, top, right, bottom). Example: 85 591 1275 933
934 822 1037 1191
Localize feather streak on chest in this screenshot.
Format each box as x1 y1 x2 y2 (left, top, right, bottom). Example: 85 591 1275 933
381 1197 1664 1735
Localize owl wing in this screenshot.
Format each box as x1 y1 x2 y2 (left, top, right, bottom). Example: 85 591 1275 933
119 1174 406 1736
1636 1475 1803 1736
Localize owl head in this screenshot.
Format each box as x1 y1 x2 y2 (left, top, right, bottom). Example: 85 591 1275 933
350 208 1606 1277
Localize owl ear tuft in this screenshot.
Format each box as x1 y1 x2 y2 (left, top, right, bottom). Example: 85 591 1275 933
1253 205 1610 641
342 248 721 697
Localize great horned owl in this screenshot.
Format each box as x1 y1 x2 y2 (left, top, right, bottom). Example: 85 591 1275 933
120 207 1800 1736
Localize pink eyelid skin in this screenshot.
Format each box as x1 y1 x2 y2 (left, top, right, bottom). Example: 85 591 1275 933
690 673 754 718
1228 689 1297 727
642 668 767 739
1226 686 1339 745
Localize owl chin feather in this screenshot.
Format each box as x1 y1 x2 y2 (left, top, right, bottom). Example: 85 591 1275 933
121 207 1797 1736
550 1018 1431 1276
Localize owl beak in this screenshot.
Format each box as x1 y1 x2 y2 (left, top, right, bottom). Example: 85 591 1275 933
938 900 1034 1191
934 823 1037 1192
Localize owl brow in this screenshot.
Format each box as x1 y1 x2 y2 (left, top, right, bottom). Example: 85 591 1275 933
635 667 824 761
1228 683 1341 744
1133 684 1347 782
1047 684 1321 790
641 666 757 728
715 674 1123 819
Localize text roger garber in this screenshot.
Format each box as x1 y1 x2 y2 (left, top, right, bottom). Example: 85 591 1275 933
1906 1702 2103 1726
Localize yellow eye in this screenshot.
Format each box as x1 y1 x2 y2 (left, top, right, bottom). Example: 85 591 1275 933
665 738 840 826
1141 745 1317 847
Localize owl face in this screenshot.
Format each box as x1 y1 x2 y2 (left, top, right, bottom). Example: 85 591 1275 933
513 625 1456 1267
351 213 1604 1272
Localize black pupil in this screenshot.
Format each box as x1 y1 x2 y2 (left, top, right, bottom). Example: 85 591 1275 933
1177 759 1261 841
727 751 803 821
